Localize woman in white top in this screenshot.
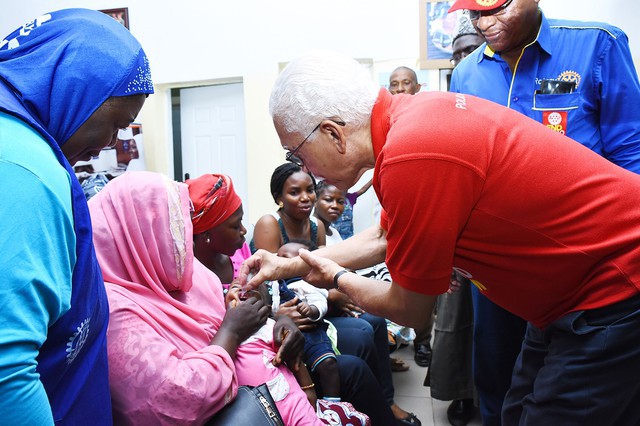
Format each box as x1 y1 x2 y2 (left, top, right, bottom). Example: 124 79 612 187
313 181 346 247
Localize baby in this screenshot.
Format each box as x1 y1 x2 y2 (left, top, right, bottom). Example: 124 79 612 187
276 240 341 405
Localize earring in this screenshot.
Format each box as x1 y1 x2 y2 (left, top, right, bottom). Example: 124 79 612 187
278 201 284 209
205 235 211 244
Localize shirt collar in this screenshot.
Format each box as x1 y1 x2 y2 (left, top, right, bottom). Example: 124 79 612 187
371 88 392 160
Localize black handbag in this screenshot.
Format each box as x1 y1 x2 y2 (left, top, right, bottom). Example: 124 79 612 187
206 383 284 426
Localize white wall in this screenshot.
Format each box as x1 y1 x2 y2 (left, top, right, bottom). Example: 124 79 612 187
2 0 639 224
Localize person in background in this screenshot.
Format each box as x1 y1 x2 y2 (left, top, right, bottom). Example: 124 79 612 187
330 178 372 240
387 65 434 370
448 0 640 424
388 66 422 95
187 172 393 424
425 10 484 426
0 9 153 424
241 50 640 426
313 181 346 245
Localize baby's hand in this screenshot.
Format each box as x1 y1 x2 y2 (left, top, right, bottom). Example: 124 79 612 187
297 302 312 318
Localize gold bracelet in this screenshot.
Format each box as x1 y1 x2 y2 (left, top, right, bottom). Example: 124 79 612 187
300 383 315 390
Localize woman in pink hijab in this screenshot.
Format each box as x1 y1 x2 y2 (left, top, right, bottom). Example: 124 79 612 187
88 171 322 425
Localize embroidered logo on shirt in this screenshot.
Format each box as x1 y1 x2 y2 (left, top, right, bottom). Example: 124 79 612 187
557 70 581 89
475 0 500 6
66 318 91 364
543 111 568 135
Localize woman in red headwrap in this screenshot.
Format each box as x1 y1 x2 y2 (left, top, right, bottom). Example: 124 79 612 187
188 173 248 287
187 173 396 425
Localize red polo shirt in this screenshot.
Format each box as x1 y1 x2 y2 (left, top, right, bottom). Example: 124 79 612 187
371 89 640 328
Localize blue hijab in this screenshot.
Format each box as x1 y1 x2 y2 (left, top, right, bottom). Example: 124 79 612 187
0 8 153 423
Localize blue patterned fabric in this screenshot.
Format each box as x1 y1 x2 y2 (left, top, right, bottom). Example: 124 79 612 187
0 8 153 424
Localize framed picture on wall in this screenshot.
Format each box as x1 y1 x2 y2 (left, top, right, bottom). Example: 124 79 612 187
100 8 129 29
419 0 457 69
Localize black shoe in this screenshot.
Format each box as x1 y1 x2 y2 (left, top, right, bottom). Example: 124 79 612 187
413 343 432 367
446 399 474 426
396 412 421 426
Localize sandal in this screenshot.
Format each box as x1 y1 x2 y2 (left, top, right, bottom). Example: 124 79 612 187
396 412 421 426
390 356 410 372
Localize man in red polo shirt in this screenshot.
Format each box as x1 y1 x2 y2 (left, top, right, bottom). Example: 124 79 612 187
241 50 640 425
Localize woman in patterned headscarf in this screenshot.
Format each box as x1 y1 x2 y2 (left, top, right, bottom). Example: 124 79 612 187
0 8 153 424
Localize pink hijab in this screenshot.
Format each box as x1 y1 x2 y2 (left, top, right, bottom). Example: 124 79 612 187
89 171 321 426
90 171 224 340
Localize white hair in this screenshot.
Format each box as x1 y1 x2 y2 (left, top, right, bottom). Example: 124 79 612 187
269 50 380 137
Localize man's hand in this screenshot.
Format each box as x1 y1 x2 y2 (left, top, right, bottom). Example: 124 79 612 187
297 249 344 289
238 249 304 291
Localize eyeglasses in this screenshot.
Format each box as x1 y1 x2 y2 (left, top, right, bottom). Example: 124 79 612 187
285 119 346 167
469 0 513 20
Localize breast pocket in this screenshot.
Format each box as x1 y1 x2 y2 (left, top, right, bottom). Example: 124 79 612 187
532 92 581 111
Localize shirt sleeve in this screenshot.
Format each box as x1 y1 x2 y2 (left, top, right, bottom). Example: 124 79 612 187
0 163 75 425
380 156 485 295
289 282 328 321
106 293 238 425
597 31 640 173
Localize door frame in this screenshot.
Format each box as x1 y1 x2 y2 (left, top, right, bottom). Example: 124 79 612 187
169 77 243 182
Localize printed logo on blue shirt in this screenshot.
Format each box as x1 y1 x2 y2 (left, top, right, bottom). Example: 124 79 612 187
66 318 91 364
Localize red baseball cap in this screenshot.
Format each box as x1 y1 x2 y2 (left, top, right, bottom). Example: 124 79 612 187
449 0 509 13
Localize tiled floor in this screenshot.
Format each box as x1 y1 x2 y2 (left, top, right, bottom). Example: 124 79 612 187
391 345 482 426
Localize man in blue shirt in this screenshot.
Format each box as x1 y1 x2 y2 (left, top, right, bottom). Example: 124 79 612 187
447 0 640 424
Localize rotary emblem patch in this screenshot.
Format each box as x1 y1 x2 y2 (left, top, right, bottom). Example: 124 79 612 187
557 70 581 89
475 0 500 6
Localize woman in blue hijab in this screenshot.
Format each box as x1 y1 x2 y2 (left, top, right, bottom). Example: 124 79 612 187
0 8 153 424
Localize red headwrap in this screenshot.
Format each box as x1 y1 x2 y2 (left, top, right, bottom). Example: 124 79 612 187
186 173 242 234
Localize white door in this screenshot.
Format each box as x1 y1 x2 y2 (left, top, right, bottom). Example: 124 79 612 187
180 83 249 212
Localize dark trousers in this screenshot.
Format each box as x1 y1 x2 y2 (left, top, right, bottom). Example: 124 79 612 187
471 286 526 426
318 355 395 425
503 294 640 426
428 281 475 401
328 313 395 404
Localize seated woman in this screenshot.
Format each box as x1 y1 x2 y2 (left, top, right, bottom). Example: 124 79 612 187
250 162 326 253
88 171 323 425
252 170 418 425
186 172 392 424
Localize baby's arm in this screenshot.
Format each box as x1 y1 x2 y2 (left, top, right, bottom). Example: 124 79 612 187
290 282 328 321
